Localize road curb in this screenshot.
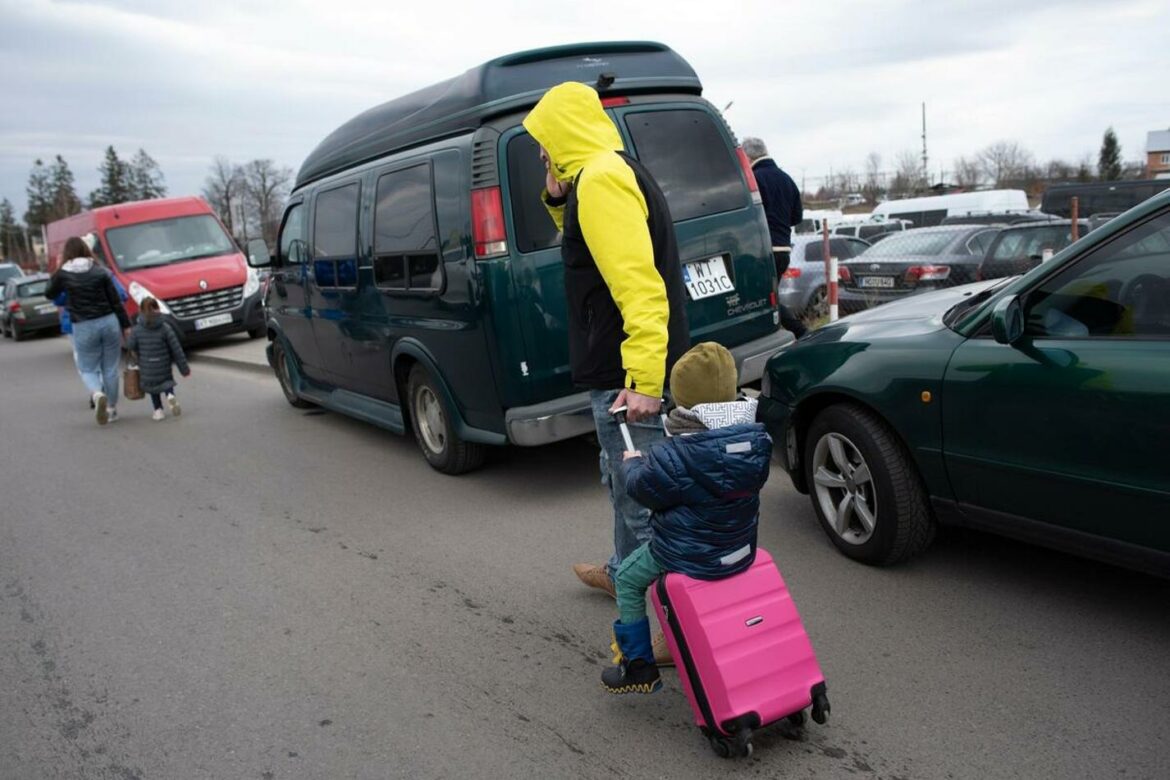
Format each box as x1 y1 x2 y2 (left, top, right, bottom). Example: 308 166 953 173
190 352 273 376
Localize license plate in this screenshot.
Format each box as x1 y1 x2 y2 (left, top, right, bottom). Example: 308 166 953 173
859 276 895 288
36 304 58 314
194 312 233 330
683 256 734 301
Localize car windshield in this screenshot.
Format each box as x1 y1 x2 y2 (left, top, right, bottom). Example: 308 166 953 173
105 215 235 270
990 226 1076 260
860 229 966 257
18 280 48 297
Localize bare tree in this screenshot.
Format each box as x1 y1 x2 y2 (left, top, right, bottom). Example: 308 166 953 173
953 156 983 188
978 141 1034 188
202 156 245 239
891 150 926 197
863 152 883 204
1044 159 1076 182
241 160 293 245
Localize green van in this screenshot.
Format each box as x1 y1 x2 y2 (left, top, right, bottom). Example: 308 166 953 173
247 42 789 473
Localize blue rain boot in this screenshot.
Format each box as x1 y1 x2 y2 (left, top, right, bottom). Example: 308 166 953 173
601 617 661 694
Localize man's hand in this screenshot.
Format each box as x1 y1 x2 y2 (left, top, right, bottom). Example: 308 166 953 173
610 389 661 423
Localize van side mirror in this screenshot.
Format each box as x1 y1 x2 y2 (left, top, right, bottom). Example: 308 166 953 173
991 294 1025 345
246 239 272 268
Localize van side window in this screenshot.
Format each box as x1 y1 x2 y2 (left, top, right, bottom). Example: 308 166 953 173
279 203 305 264
506 133 562 254
624 109 746 222
373 165 442 291
313 183 360 288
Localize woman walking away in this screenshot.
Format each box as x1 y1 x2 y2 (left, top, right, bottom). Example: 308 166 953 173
127 297 190 421
46 236 131 425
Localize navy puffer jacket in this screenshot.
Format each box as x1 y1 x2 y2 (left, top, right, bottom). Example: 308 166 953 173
621 420 772 580
126 316 189 394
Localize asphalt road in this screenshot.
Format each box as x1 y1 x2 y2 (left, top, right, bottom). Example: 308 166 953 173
2 334 1168 780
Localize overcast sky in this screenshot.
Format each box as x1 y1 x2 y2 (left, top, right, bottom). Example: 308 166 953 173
2 0 1168 218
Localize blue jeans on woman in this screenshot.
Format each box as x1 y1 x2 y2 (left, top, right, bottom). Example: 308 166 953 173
72 313 122 407
590 389 666 581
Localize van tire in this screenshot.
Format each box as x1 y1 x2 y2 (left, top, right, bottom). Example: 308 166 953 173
407 364 485 475
273 340 313 409
247 325 265 339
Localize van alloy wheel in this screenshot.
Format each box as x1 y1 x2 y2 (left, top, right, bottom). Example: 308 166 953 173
274 340 313 409
811 432 876 545
414 384 447 455
405 364 486 475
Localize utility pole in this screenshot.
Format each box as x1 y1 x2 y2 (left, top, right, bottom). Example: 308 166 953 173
921 102 929 188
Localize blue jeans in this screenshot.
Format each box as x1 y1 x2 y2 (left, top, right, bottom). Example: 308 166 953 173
72 314 122 407
590 389 666 580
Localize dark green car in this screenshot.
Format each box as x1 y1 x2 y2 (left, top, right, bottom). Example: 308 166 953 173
759 189 1170 577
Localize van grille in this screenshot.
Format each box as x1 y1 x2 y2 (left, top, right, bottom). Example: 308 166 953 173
165 285 243 320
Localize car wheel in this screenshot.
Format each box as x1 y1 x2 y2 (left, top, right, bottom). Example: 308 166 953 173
247 325 265 340
803 403 935 565
406 364 485 475
273 339 313 409
11 322 23 342
805 286 828 320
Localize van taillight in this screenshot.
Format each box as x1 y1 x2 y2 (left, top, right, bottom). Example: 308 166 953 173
471 187 508 259
735 147 760 196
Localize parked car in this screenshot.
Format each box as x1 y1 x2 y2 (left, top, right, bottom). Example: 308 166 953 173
870 189 1028 228
1 274 58 341
247 41 788 474
977 220 1091 280
45 197 265 344
0 262 25 287
778 236 871 319
838 225 1001 312
940 210 1060 227
758 188 1170 577
1041 180 1170 219
831 219 911 243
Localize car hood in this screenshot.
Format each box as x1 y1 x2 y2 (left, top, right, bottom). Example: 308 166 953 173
841 279 1001 324
120 253 247 299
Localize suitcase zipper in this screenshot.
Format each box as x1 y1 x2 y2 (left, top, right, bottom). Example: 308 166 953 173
656 576 720 735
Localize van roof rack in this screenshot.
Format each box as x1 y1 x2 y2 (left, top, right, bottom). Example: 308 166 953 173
295 41 701 189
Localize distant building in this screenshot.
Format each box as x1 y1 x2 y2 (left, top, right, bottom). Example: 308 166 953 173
1148 129 1170 179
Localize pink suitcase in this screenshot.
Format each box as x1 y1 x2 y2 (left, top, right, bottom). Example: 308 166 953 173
650 547 829 758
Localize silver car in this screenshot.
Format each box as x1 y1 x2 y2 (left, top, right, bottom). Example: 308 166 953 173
778 235 872 319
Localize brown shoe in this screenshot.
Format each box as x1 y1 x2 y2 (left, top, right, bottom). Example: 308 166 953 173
572 563 616 599
652 631 675 667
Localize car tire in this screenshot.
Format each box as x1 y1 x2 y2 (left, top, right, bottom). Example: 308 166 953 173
272 339 313 409
11 323 23 342
247 325 265 340
803 402 935 565
406 363 485 475
805 286 828 321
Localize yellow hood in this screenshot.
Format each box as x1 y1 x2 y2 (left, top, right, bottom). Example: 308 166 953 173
523 82 624 182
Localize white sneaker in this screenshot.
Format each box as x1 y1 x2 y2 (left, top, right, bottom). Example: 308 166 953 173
166 393 181 417
94 392 108 425
152 408 165 422
107 408 118 423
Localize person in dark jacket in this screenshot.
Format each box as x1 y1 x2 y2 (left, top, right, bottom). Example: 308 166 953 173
743 137 808 339
126 297 190 421
45 236 132 425
601 342 772 695
56 251 129 406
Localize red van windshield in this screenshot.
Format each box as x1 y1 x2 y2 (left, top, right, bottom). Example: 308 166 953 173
105 215 235 270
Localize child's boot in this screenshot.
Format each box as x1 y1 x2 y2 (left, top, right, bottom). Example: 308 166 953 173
601 617 661 694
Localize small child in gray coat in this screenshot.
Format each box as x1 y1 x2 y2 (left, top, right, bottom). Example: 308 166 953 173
126 297 190 421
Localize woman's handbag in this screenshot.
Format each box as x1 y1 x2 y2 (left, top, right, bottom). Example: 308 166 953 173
123 356 144 400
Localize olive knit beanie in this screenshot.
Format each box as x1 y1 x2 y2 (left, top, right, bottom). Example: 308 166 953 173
670 342 738 409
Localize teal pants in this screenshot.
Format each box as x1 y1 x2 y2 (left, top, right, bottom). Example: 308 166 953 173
615 542 667 625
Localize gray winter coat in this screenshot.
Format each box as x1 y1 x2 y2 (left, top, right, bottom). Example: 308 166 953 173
127 316 189 394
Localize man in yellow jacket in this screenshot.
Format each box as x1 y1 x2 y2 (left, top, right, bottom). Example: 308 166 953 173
524 82 690 661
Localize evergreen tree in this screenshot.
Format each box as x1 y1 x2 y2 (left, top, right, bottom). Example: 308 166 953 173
128 148 167 200
48 155 81 220
89 145 132 207
24 158 54 230
1098 128 1122 181
0 199 21 260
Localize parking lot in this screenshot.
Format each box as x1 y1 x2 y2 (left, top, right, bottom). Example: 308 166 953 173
2 336 1167 779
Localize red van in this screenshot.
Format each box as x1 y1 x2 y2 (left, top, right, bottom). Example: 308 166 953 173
46 197 264 342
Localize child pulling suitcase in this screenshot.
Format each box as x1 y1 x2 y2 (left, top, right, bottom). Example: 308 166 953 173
604 342 829 758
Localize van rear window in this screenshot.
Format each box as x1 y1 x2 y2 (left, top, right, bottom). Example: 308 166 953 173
623 109 746 221
506 133 562 254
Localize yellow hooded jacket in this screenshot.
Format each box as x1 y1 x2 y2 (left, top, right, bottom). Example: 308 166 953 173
523 81 680 398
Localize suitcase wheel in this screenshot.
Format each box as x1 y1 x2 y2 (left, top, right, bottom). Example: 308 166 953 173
786 710 807 728
709 730 753 759
812 690 831 725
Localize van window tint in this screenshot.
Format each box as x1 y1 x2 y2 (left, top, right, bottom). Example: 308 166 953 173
279 203 305 264
374 165 441 291
624 109 746 221
313 183 359 288
507 133 562 254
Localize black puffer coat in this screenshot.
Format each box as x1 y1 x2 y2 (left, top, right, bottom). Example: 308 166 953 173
126 316 189 394
45 260 131 327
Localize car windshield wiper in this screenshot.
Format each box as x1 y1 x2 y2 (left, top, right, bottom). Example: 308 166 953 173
942 277 1016 328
